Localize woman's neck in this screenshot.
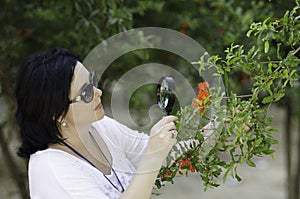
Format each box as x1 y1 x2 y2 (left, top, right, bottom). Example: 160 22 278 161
49 125 113 175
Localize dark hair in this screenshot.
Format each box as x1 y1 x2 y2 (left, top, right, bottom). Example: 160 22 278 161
15 48 79 158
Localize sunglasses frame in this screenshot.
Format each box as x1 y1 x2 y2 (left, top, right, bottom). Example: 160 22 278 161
69 70 97 104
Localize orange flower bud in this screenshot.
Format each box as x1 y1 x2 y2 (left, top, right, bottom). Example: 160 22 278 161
163 171 171 179
179 158 196 172
192 81 210 115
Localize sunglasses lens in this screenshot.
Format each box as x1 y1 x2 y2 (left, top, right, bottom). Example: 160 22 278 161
82 84 94 103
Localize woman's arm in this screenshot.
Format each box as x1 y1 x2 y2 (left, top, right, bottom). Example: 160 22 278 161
120 116 177 199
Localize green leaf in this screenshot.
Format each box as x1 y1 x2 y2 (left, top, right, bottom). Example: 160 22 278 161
235 173 242 182
262 95 273 104
264 149 276 155
274 92 285 101
155 179 162 189
254 137 263 145
264 40 270 53
246 29 254 37
246 159 256 167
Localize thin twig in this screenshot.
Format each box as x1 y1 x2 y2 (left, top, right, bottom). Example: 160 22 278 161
223 94 253 99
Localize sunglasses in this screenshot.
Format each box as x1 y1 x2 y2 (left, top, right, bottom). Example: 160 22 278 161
69 70 98 104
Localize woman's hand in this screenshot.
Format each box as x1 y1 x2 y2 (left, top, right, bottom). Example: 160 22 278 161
146 116 178 164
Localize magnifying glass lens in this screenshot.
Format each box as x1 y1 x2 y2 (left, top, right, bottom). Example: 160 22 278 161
157 77 175 115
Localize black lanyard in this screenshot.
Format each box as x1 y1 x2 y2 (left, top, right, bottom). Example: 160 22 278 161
61 139 125 193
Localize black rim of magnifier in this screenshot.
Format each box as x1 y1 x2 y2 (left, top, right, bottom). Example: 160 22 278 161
156 76 175 115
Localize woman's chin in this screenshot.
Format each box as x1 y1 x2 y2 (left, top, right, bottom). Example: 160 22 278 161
95 109 105 121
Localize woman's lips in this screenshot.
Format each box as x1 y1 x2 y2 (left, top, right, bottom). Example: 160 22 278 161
94 102 103 111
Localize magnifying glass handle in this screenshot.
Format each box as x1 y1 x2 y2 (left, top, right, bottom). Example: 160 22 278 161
165 106 172 115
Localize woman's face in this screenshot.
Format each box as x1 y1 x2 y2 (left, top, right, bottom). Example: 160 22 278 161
67 62 104 126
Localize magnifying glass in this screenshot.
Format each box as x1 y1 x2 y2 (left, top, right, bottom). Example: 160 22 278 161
156 77 176 115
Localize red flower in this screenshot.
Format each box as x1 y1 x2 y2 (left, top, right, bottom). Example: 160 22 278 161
192 82 210 115
179 158 196 173
182 20 189 29
162 171 172 179
179 20 189 34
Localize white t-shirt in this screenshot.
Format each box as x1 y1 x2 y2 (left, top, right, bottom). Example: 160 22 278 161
28 116 149 199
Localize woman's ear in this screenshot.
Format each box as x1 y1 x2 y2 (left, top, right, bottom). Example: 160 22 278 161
56 115 68 129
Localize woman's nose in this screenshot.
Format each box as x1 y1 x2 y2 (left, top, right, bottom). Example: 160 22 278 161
94 87 102 98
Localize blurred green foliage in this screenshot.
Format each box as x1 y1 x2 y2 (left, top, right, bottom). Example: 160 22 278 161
0 0 295 110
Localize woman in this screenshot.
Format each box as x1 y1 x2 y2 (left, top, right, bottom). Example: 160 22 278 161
15 48 178 198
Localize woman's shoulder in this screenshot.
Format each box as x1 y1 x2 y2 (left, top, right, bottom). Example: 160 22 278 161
29 148 90 172
29 148 73 169
29 148 96 180
29 149 70 186
30 148 71 159
28 149 109 198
